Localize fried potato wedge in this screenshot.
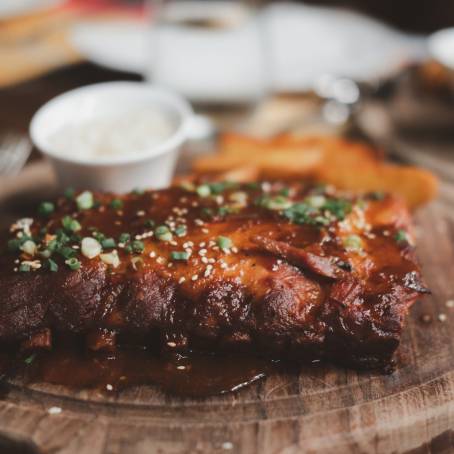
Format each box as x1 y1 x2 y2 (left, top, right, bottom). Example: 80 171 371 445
192 133 438 209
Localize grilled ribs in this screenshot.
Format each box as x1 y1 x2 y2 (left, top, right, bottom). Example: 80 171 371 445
0 182 427 369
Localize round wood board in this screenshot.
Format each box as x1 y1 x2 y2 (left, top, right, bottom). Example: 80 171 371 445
0 163 453 454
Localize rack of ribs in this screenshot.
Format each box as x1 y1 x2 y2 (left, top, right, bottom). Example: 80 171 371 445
0 181 428 369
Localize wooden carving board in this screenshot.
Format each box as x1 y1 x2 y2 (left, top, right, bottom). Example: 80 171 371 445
0 162 453 454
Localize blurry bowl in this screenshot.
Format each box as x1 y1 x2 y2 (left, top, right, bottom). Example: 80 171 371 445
30 82 193 193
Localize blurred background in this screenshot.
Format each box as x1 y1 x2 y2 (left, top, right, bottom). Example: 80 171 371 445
1 0 454 188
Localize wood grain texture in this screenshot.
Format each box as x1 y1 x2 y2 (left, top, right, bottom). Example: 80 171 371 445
0 184 453 453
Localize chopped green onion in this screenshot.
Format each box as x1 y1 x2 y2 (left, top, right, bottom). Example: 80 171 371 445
124 244 133 254
322 198 352 220
100 250 120 268
119 233 131 244
109 199 123 210
155 225 173 242
20 240 37 256
245 182 260 190
263 196 293 211
196 184 211 198
217 205 239 217
279 187 291 197
305 195 326 209
76 191 94 210
171 251 190 261
19 263 31 272
24 353 36 365
62 216 81 232
65 257 81 270
175 225 187 237
38 201 55 216
101 238 116 249
8 238 22 251
81 237 102 259
217 236 233 250
55 229 70 244
132 240 145 254
48 258 58 272
343 235 363 251
395 230 408 244
92 231 105 242
180 181 195 192
201 207 214 219
144 219 155 228
39 249 52 259
58 246 77 259
64 187 75 199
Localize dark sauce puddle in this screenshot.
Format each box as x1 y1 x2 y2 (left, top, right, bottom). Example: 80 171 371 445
0 342 284 397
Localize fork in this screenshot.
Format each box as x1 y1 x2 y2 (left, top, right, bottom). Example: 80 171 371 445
0 134 32 177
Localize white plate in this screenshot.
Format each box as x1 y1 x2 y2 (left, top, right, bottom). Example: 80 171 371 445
0 0 64 19
69 3 426 96
70 20 148 74
429 28 454 70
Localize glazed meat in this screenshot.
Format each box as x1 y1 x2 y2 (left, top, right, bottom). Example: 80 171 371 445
0 182 427 368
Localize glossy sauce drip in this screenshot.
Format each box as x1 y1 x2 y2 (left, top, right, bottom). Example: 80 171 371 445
0 343 281 397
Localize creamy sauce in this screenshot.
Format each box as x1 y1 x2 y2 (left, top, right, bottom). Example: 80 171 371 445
48 108 176 160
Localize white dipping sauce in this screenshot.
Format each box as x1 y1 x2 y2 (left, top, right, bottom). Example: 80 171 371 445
48 107 176 160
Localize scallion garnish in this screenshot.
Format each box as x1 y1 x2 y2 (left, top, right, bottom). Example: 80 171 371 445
171 251 190 261
65 257 81 270
101 238 116 249
110 199 123 210
155 225 173 242
132 240 145 254
38 201 55 216
19 263 31 272
196 184 211 198
48 258 58 272
217 236 233 250
76 191 94 210
61 216 81 233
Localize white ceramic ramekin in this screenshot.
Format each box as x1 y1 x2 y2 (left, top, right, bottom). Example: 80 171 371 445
30 82 193 193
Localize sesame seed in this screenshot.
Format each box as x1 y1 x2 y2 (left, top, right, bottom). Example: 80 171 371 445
199 249 207 256
446 300 454 308
149 251 156 258
202 228 209 234
106 384 113 391
177 365 186 370
178 277 186 284
167 342 177 348
191 274 198 281
47 406 62 415
438 313 447 322
136 210 145 217
195 219 204 226
201 257 208 264
222 442 233 450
